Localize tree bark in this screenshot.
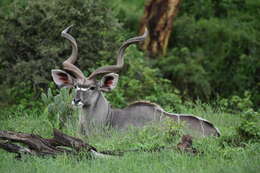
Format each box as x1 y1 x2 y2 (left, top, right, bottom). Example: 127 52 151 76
139 0 182 56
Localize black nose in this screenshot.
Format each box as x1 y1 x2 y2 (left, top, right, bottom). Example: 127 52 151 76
73 98 81 104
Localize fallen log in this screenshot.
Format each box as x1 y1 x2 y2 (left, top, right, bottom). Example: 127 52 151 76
0 129 117 159
0 129 198 159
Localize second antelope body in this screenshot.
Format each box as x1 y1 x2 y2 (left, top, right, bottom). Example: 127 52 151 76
52 26 220 137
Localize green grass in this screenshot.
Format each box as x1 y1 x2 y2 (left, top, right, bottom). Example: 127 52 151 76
0 102 259 173
1 147 259 173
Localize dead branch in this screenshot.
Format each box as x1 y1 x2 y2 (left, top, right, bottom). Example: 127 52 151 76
0 129 198 159
0 129 114 158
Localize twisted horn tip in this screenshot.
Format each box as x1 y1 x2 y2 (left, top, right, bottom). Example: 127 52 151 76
61 25 74 35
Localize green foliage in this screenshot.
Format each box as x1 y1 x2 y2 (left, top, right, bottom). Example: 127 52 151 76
110 0 145 33
219 91 254 113
162 6 259 105
89 119 184 152
106 47 182 111
0 0 122 105
218 92 260 145
237 110 260 142
41 88 75 129
111 0 260 107
1 0 259 108
179 0 247 19
158 47 211 100
117 119 184 151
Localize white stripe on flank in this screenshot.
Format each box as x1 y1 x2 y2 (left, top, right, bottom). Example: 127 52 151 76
200 120 205 137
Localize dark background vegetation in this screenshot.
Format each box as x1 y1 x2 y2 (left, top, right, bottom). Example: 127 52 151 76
0 0 259 110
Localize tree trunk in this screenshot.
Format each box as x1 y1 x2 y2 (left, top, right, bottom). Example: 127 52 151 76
139 0 182 56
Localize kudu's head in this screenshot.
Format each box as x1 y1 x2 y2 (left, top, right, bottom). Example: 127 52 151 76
51 26 148 107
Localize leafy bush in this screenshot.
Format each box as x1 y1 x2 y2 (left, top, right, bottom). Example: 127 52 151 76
1 0 259 110
219 91 254 113
161 14 259 105
0 0 122 105
106 47 182 112
158 47 211 100
218 93 260 146
110 0 145 33
237 110 260 142
110 0 260 107
179 0 247 19
41 88 75 129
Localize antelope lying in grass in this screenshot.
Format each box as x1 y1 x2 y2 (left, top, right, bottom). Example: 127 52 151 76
51 26 220 137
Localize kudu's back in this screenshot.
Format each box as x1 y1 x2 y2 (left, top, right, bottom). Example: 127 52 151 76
110 101 220 137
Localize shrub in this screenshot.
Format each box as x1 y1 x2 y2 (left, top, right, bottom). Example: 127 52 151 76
219 110 260 147
41 88 74 129
237 110 260 142
218 93 260 146
106 47 183 112
0 0 122 105
219 91 254 113
179 0 247 19
161 15 259 105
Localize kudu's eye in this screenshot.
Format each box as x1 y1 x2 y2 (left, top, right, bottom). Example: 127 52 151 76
90 86 96 90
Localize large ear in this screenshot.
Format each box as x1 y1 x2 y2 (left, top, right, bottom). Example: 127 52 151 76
99 73 119 92
51 69 75 88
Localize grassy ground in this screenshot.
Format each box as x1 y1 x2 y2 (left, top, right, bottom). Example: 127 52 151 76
0 103 259 173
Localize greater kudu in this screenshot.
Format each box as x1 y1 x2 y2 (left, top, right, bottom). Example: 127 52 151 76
51 26 220 137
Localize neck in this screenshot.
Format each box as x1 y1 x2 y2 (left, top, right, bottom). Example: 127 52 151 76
79 92 111 134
